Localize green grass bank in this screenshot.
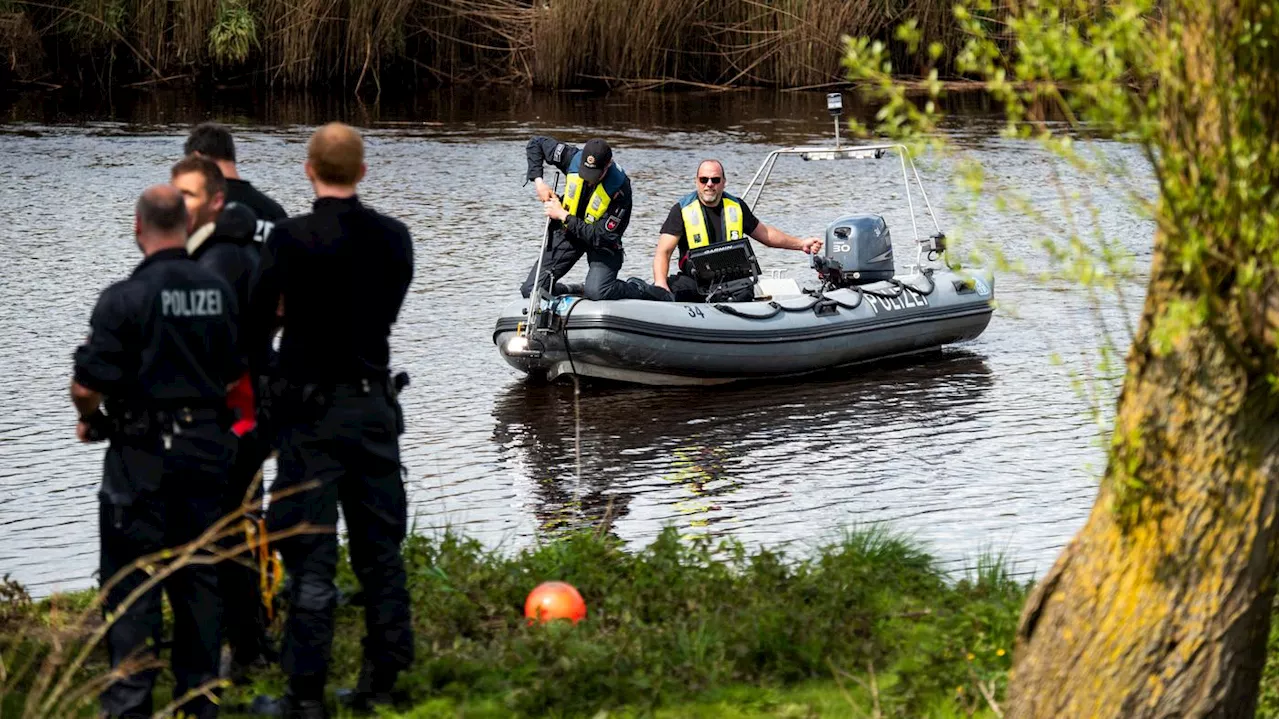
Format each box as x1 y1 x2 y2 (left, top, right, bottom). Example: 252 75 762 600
1 0 995 92
2 527 1022 717
1 527 1274 717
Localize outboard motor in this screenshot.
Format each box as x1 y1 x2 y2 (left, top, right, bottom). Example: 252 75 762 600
813 214 894 287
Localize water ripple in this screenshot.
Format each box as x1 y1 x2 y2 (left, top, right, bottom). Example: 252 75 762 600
0 94 1152 594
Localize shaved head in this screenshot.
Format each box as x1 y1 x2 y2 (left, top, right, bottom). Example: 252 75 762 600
136 185 188 234
307 122 365 186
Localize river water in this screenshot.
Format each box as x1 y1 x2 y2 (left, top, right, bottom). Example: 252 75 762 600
0 89 1151 594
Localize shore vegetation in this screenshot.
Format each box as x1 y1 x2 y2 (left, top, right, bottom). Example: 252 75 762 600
0 0 1009 90
2 526 1031 717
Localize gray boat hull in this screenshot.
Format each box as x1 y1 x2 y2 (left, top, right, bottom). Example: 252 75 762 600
494 270 994 386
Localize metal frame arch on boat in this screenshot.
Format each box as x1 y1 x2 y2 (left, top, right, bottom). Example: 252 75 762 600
741 142 943 279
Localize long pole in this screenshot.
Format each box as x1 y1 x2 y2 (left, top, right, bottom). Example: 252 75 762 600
522 171 561 338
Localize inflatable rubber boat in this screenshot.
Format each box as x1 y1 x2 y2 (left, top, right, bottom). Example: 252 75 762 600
495 121 994 386
493 267 993 386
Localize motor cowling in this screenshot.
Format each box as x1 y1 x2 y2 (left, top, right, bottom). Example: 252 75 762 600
814 214 894 287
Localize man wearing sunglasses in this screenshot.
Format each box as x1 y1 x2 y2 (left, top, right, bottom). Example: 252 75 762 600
653 160 823 301
519 136 654 301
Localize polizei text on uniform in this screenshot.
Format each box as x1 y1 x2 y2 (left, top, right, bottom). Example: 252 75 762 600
161 288 224 317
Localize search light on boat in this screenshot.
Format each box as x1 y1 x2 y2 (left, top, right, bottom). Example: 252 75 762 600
800 147 884 161
826 92 843 116
506 335 529 354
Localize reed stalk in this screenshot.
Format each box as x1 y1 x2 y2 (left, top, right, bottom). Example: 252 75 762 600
0 0 1025 92
175 0 217 65
0 8 45 81
0 480 325 719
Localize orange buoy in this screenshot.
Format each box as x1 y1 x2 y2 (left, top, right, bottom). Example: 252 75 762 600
524 581 587 624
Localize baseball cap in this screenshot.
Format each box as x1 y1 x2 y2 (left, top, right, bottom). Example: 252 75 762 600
578 138 613 182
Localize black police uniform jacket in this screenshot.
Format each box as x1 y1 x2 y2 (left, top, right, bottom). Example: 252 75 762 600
73 247 242 502
187 202 262 316
245 196 413 383
525 136 632 251
225 178 288 231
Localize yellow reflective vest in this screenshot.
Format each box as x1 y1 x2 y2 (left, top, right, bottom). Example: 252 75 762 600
562 173 612 225
681 193 745 249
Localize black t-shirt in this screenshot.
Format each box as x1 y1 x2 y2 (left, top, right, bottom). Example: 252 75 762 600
246 196 414 383
74 247 242 404
660 199 761 265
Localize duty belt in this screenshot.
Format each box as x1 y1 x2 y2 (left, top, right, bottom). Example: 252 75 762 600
275 372 409 399
88 404 231 445
259 372 410 436
155 406 230 449
263 371 408 413
326 377 388 398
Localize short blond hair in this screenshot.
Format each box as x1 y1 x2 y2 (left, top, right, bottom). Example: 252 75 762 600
308 122 364 185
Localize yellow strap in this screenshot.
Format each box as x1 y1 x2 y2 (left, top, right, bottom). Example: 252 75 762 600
563 174 583 216
723 197 744 240
250 515 284 619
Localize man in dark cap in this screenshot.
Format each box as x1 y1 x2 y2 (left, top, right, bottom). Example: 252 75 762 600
520 136 665 301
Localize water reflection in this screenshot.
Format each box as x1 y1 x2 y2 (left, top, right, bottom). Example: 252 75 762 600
492 351 994 541
1 86 1006 143
0 88 1144 593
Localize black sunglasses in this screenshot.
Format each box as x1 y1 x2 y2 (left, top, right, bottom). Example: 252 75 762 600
698 176 723 185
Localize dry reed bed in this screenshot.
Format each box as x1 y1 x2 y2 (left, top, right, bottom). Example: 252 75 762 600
1 0 1000 89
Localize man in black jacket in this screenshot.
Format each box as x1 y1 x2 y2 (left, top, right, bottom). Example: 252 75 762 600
171 154 276 683
245 123 413 719
185 122 288 238
519 136 661 301
73 185 241 719
173 156 260 314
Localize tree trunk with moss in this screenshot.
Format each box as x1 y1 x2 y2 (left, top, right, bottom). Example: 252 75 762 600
1005 0 1279 715
1007 264 1277 716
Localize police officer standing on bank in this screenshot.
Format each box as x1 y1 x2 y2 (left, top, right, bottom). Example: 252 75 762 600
173 155 262 323
171 154 276 681
72 185 242 719
245 123 414 719
520 136 664 301
185 122 288 235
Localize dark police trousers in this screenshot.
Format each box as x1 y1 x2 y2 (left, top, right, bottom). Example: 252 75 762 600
99 420 233 719
267 383 413 694
520 230 649 301
219 430 272 666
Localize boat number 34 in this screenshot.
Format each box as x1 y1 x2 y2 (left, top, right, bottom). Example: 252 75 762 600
686 305 706 318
